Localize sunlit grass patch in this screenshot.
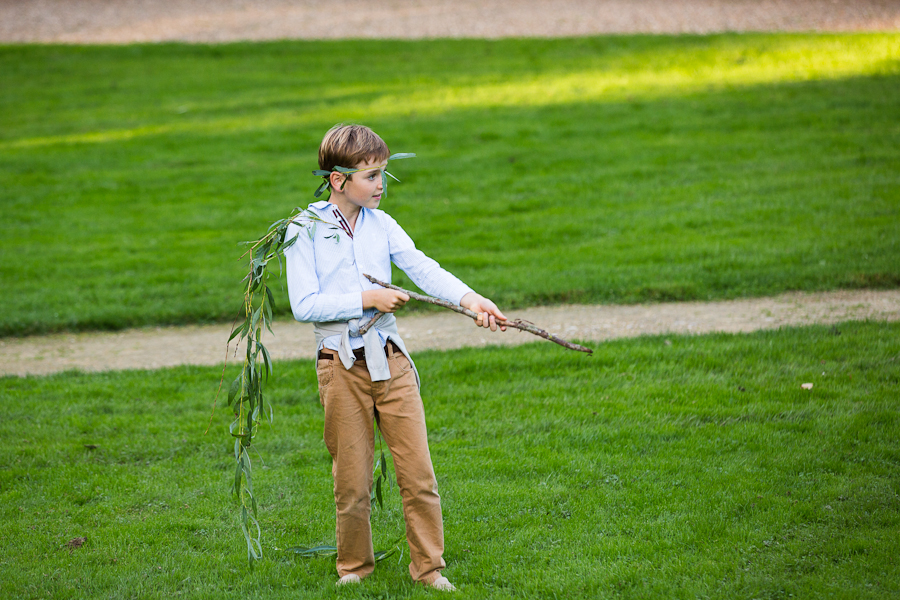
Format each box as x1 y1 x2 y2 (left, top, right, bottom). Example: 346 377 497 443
4 33 897 149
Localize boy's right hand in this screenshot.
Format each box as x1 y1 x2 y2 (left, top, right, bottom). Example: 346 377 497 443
362 289 410 313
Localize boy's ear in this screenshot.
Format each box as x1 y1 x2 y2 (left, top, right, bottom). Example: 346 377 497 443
328 170 346 192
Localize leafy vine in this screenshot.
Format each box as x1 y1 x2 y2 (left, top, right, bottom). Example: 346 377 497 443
219 207 326 567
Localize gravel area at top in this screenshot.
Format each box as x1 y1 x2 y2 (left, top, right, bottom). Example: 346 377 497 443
2 0 898 43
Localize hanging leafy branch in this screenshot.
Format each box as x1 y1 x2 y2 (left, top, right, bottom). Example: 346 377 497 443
221 207 332 568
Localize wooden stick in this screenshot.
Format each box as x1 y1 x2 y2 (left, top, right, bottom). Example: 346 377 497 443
359 274 593 354
358 311 386 335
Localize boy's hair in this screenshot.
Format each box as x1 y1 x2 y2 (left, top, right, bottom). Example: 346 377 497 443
318 124 390 174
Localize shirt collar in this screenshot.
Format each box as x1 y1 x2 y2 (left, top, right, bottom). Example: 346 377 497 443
309 200 369 238
308 200 332 211
309 200 372 222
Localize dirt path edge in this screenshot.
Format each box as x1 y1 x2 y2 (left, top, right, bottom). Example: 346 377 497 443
2 289 898 377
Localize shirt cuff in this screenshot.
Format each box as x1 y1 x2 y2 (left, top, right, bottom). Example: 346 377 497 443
454 286 476 307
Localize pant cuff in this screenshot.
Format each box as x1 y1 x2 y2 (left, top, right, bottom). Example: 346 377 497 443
417 570 443 585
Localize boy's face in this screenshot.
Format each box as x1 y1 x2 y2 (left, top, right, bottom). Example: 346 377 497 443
334 158 386 211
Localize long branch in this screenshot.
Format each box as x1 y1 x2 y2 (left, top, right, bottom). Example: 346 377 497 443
360 274 593 354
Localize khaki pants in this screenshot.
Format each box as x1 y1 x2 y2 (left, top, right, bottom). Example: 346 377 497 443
316 342 445 584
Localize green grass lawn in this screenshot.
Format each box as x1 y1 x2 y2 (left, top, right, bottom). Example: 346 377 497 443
2 321 898 599
1 33 899 336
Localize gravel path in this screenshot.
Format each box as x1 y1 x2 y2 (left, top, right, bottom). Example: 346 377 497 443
3 290 898 377
2 0 898 43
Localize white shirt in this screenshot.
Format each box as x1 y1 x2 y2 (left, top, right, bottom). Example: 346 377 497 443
284 200 474 351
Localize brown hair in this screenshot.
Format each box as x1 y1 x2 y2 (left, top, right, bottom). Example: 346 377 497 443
318 124 390 174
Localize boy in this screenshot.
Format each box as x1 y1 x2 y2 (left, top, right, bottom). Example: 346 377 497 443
284 124 506 590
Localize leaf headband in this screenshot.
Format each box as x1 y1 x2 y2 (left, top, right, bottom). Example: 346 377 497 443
312 152 416 198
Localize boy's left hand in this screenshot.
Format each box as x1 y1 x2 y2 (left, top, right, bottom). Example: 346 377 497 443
460 293 507 332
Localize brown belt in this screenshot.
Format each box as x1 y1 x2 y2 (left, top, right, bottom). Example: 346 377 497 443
317 341 400 362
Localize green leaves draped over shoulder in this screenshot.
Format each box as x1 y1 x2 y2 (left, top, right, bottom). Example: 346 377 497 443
221 206 333 568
